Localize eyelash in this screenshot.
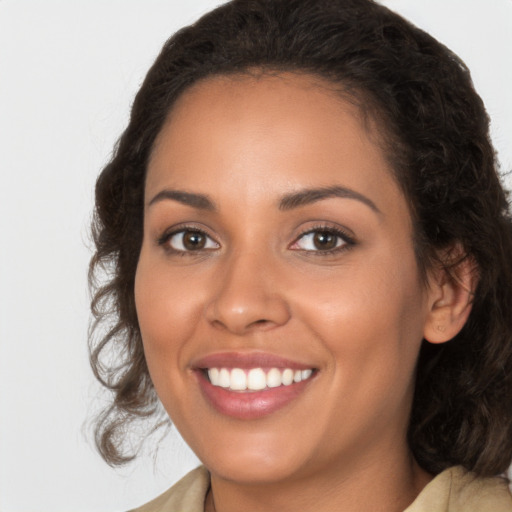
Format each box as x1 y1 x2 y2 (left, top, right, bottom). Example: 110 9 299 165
157 224 356 256
290 225 356 256
157 226 219 255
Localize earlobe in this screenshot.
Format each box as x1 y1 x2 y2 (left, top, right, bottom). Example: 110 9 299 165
423 252 478 344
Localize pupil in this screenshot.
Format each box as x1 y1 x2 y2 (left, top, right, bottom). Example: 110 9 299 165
183 231 205 250
313 231 336 250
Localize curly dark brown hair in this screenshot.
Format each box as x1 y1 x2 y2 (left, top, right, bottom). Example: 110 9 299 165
89 0 512 476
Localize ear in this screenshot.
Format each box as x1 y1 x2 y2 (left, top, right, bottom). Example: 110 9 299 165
423 247 478 344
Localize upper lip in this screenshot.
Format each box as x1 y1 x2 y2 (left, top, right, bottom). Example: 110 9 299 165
191 351 315 370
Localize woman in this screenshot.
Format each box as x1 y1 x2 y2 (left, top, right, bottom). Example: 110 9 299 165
89 0 512 510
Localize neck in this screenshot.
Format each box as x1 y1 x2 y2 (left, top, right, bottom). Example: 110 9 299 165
206 447 432 512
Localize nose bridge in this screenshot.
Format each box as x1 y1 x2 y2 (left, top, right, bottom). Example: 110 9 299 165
206 245 290 334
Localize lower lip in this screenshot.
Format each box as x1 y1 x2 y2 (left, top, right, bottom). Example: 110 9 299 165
196 371 314 420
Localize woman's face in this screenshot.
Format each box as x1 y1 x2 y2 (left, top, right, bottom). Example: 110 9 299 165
135 74 436 484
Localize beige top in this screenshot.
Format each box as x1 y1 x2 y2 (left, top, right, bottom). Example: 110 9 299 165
130 465 512 512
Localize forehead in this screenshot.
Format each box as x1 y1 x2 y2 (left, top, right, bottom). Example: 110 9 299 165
152 73 376 159
146 72 404 216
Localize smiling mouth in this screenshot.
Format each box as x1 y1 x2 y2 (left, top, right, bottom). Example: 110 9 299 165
194 354 318 419
204 367 315 392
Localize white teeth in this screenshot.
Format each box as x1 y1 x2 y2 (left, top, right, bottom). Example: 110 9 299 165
282 368 294 386
266 368 282 388
230 368 247 390
247 368 266 390
219 368 230 388
209 368 220 386
301 369 312 380
207 367 314 391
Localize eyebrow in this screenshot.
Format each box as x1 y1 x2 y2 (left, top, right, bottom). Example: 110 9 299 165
148 189 216 211
278 185 381 214
148 185 380 214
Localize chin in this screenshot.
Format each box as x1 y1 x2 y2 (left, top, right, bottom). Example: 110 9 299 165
207 454 307 484
190 427 313 484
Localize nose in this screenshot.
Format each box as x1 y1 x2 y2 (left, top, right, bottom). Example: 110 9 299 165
205 251 291 335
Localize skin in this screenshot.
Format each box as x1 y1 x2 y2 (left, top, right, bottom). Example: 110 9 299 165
135 73 470 512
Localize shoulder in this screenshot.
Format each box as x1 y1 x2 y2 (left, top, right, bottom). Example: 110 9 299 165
405 466 512 512
128 466 210 512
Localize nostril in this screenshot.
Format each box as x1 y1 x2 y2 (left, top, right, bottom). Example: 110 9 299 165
250 318 274 328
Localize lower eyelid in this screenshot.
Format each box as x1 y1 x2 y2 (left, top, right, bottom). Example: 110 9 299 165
157 228 220 251
178 232 216 249
157 225 353 255
290 228 354 251
297 232 344 249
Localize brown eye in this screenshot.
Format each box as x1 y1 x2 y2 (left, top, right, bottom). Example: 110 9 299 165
183 231 206 250
167 229 219 252
290 227 352 253
312 231 338 250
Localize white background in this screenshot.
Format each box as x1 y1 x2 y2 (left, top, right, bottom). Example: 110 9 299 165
0 1 511 511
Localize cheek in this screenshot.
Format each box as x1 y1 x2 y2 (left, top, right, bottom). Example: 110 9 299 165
134 253 204 373
289 252 427 369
